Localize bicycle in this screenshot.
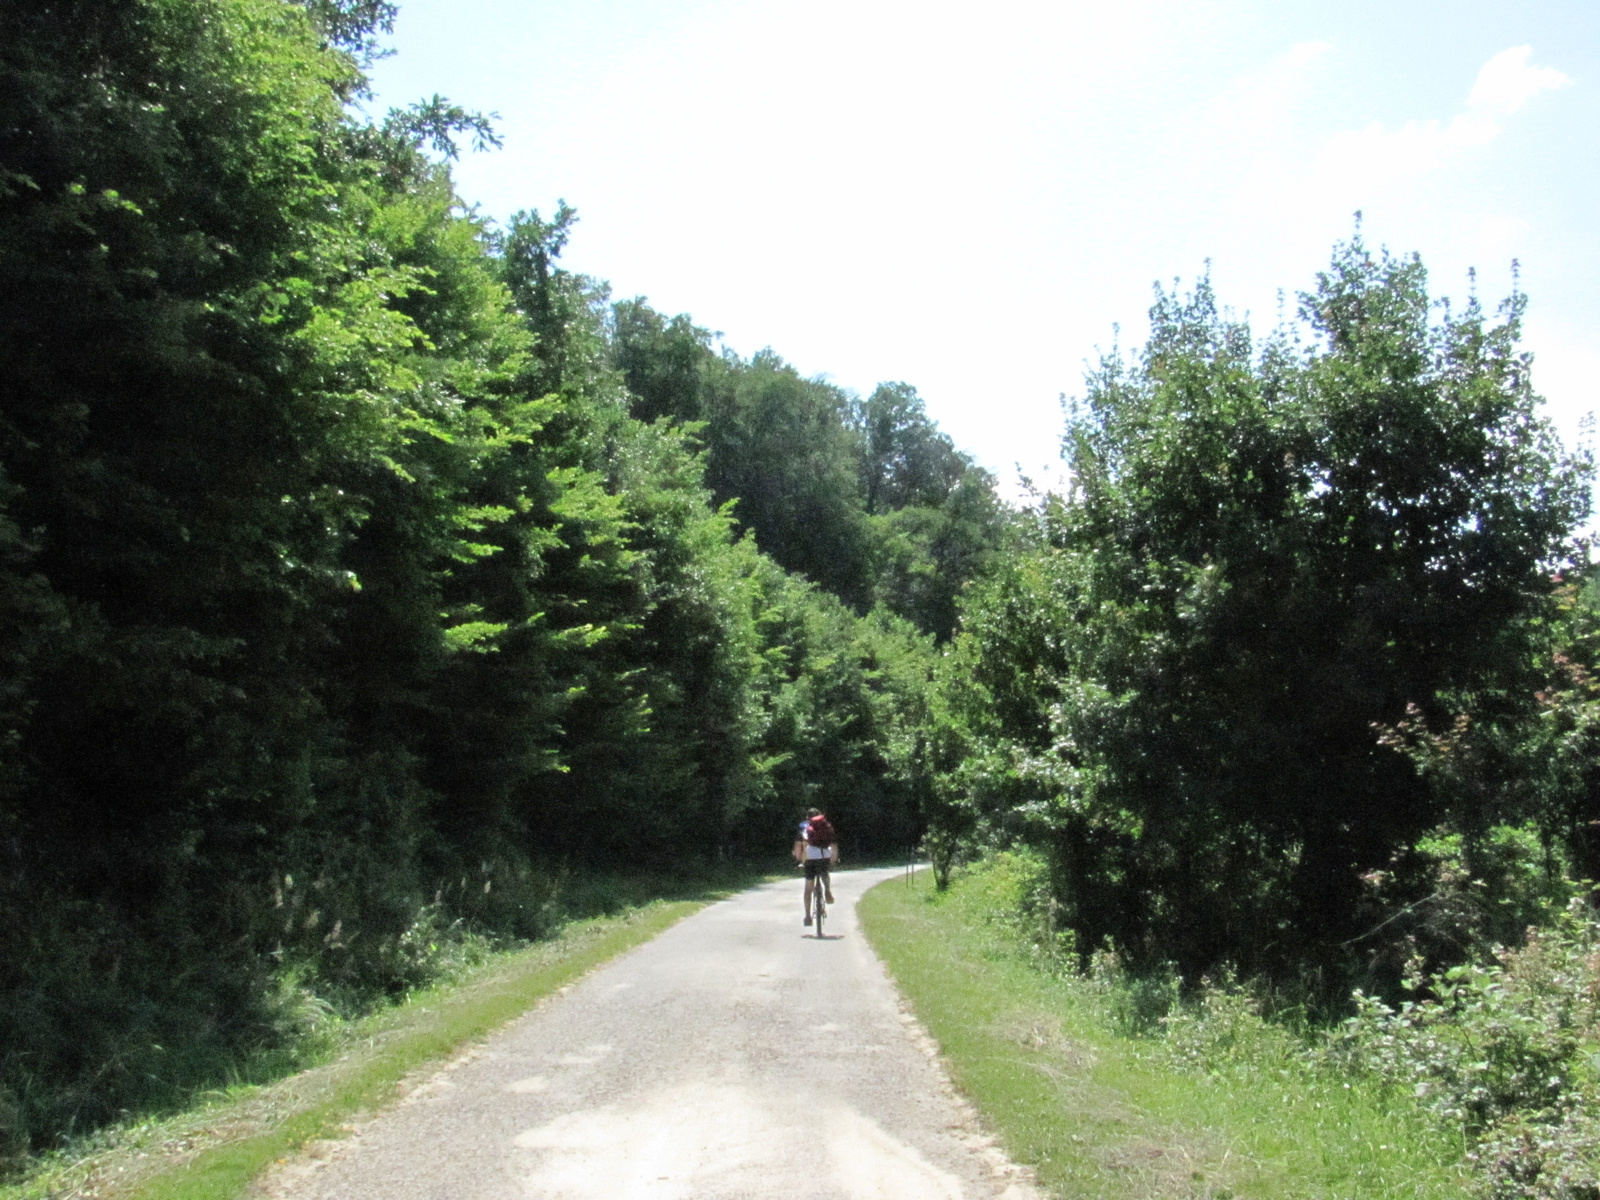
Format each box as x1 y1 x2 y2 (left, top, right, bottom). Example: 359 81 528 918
813 879 826 938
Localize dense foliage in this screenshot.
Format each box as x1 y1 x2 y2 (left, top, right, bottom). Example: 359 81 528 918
925 246 1592 996
0 0 998 1152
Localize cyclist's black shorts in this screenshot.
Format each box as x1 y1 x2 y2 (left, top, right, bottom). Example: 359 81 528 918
804 858 832 880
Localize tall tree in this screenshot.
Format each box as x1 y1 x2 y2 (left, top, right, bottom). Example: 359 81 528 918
854 382 966 514
935 242 1589 987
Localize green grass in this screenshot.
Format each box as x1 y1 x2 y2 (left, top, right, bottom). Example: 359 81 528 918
1 897 712 1200
859 865 1472 1200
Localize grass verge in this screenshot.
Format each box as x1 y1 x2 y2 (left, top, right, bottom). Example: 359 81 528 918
3 897 711 1200
859 864 1471 1200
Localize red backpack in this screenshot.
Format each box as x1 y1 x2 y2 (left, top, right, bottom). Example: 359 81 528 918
805 815 836 849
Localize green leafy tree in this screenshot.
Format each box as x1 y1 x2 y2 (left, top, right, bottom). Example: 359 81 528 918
0 0 449 1137
855 382 967 514
939 241 1589 987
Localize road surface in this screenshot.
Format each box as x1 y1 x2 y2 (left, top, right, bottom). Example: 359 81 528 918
262 867 1040 1200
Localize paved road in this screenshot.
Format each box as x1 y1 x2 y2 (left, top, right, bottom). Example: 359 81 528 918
263 867 1040 1200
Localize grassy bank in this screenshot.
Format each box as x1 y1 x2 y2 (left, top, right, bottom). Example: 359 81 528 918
860 861 1469 1200
2 875 756 1200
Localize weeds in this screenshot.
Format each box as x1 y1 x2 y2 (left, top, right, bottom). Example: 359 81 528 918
1334 899 1600 1197
863 856 1467 1200
908 851 1600 1200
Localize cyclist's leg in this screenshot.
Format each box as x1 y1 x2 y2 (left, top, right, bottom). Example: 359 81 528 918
823 866 834 904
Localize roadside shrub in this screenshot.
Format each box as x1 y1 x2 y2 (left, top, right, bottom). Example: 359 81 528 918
1334 899 1600 1131
1087 946 1183 1036
259 969 339 1052
383 905 497 994
0 1087 26 1175
1327 898 1600 1198
952 848 1600 1199
947 849 1077 968
1474 1109 1600 1200
1159 976 1306 1074
1350 822 1579 989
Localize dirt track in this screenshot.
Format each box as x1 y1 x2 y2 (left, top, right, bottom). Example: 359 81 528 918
261 867 1040 1200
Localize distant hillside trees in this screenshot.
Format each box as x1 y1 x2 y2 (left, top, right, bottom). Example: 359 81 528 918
612 300 1006 637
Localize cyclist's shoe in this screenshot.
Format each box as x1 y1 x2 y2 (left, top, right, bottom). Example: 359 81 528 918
803 914 813 925
825 892 835 904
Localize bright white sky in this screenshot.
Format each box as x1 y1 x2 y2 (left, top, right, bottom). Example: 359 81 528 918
367 0 1599 495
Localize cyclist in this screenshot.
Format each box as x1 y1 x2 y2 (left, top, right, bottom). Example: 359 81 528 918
793 807 837 926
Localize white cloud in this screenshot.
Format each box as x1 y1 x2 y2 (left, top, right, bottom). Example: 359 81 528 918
1468 45 1571 115
1319 46 1569 179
